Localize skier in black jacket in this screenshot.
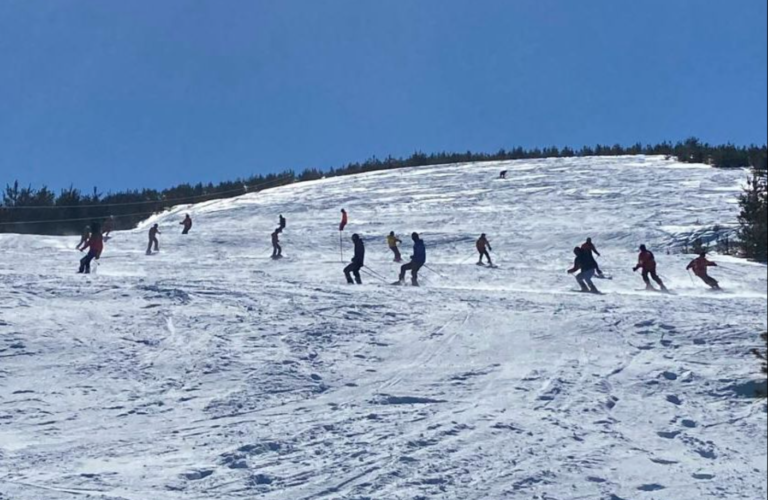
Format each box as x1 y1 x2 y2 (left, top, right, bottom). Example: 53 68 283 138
344 234 365 285
567 246 600 293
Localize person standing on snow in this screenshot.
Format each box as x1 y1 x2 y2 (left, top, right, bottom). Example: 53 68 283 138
344 234 365 284
397 233 427 286
180 214 193 234
279 215 286 231
102 217 115 238
476 234 493 266
581 237 604 277
568 246 600 293
77 225 91 250
339 209 349 232
146 224 161 255
633 244 667 291
686 252 720 289
271 228 283 259
78 223 104 274
387 231 403 262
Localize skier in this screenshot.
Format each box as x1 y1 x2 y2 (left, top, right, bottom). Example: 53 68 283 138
146 224 161 255
387 231 403 262
567 246 600 293
396 233 426 286
271 228 283 259
344 234 365 285
581 237 604 277
78 224 104 274
180 214 193 234
633 244 667 291
339 209 348 232
476 234 493 266
499 170 508 179
279 214 286 231
102 216 115 238
686 252 720 289
76 225 91 250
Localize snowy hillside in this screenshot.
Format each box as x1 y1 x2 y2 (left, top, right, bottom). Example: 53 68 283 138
1 156 766 500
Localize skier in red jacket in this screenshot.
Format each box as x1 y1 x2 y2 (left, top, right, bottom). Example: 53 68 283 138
633 244 667 291
687 252 720 289
339 209 348 232
79 224 104 274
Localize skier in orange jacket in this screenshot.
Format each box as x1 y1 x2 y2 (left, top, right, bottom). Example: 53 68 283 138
686 252 720 289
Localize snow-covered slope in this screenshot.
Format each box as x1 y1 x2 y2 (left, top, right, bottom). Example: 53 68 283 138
1 156 766 500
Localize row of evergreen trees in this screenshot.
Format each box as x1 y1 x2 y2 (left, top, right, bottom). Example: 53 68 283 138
1 138 766 241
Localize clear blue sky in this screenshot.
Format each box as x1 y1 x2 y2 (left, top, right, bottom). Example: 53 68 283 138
1 0 766 192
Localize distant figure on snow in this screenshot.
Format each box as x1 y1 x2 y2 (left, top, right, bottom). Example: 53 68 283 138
79 223 104 274
499 170 508 179
568 246 600 293
271 228 283 260
633 244 667 291
181 214 193 234
279 214 286 231
476 234 493 266
687 252 720 289
102 216 115 238
344 234 365 285
581 237 604 277
77 225 91 250
396 233 426 286
387 231 403 262
339 209 348 232
146 224 161 255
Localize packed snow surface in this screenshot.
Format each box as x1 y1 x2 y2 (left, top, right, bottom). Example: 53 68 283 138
1 156 766 499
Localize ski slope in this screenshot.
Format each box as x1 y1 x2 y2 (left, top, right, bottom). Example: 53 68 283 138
1 155 766 500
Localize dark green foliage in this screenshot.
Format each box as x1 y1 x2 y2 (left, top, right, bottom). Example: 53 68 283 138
737 173 768 262
2 139 766 235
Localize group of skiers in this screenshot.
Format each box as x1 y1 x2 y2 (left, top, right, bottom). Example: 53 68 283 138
345 231 427 286
74 209 725 293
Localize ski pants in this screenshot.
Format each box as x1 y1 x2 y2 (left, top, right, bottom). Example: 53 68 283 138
399 262 424 284
576 268 597 291
79 250 98 274
478 249 492 264
147 237 159 253
696 272 719 289
642 268 665 288
182 227 190 235
344 262 363 284
390 246 402 262
272 243 282 258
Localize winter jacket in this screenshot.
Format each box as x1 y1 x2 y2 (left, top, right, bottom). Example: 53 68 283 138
477 237 491 252
687 256 716 276
352 239 365 265
387 235 401 248
636 250 657 271
412 240 426 265
569 250 597 273
82 235 104 258
581 241 600 256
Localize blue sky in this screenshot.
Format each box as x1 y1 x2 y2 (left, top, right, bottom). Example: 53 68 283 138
0 0 766 192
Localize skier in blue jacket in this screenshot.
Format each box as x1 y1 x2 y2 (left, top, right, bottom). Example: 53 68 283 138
397 233 426 286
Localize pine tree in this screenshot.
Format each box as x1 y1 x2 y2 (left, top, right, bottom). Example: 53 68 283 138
737 173 768 261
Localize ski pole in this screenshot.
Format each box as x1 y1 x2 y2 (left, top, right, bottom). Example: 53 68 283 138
339 231 344 263
687 269 697 286
363 265 388 282
424 264 447 279
361 268 388 284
